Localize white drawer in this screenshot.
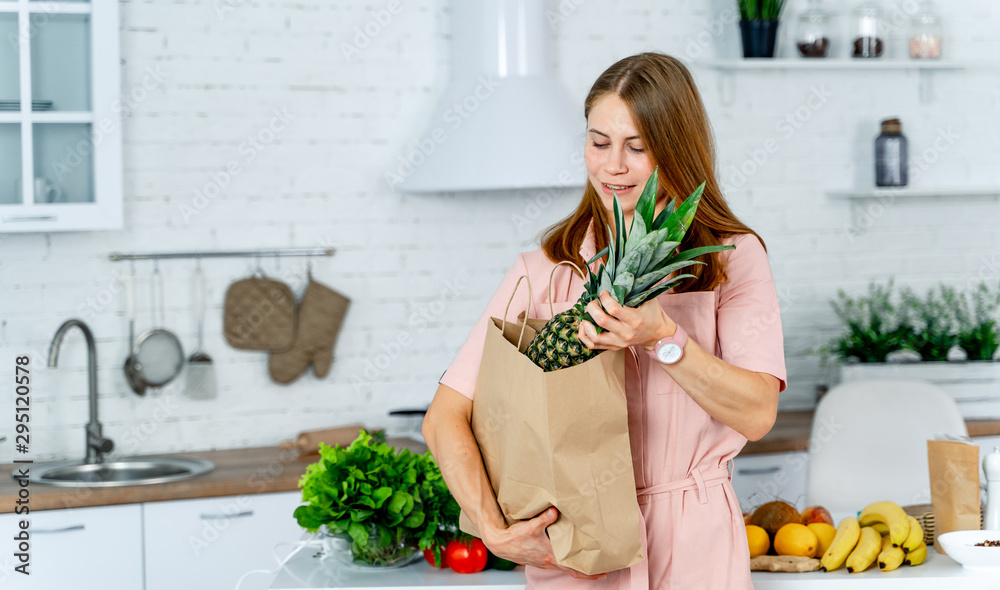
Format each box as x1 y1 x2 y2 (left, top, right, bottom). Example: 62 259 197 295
144 491 305 590
0 503 144 589
731 452 809 513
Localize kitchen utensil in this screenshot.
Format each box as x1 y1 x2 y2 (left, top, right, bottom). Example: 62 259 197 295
278 424 366 455
184 261 216 399
123 266 146 395
986 447 1000 530
387 409 426 443
125 263 184 395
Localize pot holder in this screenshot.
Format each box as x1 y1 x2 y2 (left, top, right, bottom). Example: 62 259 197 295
223 276 297 351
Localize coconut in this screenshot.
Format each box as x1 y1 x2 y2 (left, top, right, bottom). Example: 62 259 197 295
750 501 801 539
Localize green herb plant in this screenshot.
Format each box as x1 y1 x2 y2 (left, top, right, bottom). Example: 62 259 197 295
955 281 1000 360
826 279 912 363
293 430 461 566
897 284 959 361
737 0 786 20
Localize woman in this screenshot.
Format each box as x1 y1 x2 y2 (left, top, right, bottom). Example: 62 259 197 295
422 52 786 588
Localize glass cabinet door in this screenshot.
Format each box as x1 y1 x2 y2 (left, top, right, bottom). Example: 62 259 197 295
31 13 91 112
0 0 122 232
0 12 18 102
0 124 20 205
0 11 20 206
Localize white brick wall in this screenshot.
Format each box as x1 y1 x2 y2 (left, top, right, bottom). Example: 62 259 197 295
1 0 999 460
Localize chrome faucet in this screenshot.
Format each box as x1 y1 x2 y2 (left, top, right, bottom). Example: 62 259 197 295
48 319 114 464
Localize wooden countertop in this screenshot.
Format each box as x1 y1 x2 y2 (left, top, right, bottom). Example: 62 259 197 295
742 411 1000 455
0 437 429 514
4 416 998 513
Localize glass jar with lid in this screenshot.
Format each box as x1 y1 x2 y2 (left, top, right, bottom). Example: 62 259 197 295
796 0 831 58
909 0 942 59
852 2 884 58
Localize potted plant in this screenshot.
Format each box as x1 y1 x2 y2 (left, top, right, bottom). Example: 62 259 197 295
293 430 461 567
895 284 960 361
955 281 1000 361
822 279 1000 419
738 0 787 58
824 279 912 364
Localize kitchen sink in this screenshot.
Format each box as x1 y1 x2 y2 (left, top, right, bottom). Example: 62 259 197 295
19 455 215 488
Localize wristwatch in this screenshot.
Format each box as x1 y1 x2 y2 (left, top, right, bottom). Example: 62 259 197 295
647 323 688 365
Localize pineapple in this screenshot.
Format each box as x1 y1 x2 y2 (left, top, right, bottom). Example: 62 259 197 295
524 169 734 372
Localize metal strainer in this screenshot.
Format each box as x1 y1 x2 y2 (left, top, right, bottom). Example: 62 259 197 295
124 263 184 395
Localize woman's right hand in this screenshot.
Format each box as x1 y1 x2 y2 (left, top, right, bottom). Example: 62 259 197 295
482 507 606 581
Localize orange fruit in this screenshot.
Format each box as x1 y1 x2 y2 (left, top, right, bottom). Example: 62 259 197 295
774 523 818 557
746 524 770 558
808 522 837 557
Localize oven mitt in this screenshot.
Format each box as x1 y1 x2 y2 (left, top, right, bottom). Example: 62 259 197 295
268 278 350 385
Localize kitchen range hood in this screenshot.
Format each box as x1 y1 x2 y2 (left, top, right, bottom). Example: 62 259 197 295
394 0 586 193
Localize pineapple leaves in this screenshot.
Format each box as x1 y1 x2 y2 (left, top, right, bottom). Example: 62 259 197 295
625 274 698 307
634 168 658 230
633 260 706 293
612 271 635 299
613 195 626 268
647 240 682 272
588 247 610 266
667 243 735 265
651 198 677 231
663 182 706 242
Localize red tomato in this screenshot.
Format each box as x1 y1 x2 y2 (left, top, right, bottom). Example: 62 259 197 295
423 547 446 568
444 538 488 574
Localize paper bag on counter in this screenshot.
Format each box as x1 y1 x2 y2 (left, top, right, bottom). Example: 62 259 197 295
928 439 981 553
460 280 642 576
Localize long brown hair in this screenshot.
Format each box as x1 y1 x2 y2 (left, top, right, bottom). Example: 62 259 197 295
541 52 764 293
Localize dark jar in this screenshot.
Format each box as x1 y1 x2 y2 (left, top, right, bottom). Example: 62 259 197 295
875 118 908 187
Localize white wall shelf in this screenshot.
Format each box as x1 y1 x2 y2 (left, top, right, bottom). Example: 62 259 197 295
694 59 988 105
697 59 967 71
828 187 1000 200
829 188 1000 239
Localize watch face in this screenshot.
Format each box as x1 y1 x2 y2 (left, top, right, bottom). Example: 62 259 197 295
657 343 682 364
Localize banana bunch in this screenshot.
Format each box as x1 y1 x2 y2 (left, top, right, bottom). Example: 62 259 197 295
820 501 928 573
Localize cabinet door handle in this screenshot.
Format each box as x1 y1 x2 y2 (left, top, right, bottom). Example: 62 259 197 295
200 510 254 520
737 466 782 476
2 215 57 222
34 524 85 534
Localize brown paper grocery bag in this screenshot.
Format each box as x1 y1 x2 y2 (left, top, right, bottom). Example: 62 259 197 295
460 276 643 575
928 440 981 554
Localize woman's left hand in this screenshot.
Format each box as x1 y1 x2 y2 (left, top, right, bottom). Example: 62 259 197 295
578 290 675 352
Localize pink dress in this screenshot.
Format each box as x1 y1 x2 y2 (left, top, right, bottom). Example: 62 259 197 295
440 231 787 589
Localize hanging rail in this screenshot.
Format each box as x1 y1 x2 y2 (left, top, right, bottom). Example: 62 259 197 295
108 247 335 261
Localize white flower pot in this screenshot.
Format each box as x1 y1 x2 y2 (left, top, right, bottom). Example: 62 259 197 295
839 361 1000 420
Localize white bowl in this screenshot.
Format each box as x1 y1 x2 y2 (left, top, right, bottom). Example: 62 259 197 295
938 530 1000 571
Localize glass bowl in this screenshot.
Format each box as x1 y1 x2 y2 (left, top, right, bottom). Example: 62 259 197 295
319 525 422 571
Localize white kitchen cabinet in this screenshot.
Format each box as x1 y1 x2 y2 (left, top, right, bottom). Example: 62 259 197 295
0 0 122 232
0 503 143 589
731 451 809 512
143 491 306 590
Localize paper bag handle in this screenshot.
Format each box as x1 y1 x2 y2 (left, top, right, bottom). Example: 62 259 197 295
547 260 586 319
501 275 533 351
